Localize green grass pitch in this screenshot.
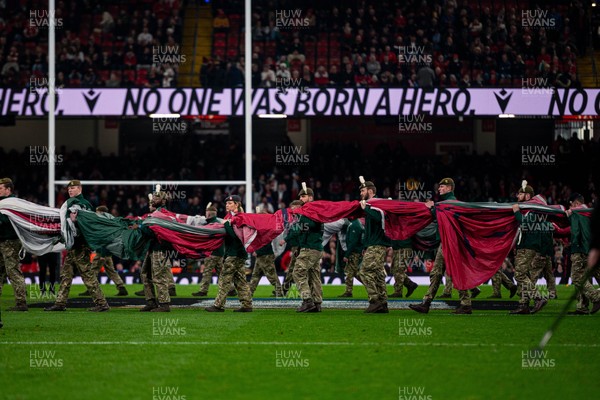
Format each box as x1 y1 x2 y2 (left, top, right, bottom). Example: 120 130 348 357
1 284 600 400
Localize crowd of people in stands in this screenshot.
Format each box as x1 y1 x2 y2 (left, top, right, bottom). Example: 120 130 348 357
206 0 586 89
0 0 183 88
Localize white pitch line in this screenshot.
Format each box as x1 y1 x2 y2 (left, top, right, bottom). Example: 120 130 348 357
1 341 599 348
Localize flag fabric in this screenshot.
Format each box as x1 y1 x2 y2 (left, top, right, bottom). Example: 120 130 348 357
435 200 568 290
366 199 434 240
0 197 65 255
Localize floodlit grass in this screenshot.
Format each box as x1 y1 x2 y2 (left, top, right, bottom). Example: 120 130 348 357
1 284 600 399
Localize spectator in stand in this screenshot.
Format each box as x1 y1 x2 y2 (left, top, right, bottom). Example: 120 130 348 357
100 11 115 34
354 66 372 87
328 65 340 86
416 63 435 88
340 63 355 86
213 9 230 33
497 53 512 85
137 27 153 46
260 64 275 87
314 65 329 87
366 54 381 75
458 73 470 88
276 63 291 81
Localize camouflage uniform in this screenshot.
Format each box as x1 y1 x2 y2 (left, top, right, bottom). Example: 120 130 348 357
214 256 252 309
282 247 298 294
91 254 125 291
360 245 388 303
0 192 27 307
342 218 363 295
491 270 515 296
423 245 471 306
539 227 556 298
0 239 26 306
54 193 108 308
250 246 283 296
140 206 174 306
571 253 600 311
198 255 224 293
441 272 453 296
391 246 417 295
514 249 546 306
290 214 323 306
210 213 252 310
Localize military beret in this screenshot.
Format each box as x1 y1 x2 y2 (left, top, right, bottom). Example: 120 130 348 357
438 177 455 187
67 180 81 187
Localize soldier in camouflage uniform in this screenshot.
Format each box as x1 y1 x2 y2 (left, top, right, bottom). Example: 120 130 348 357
338 218 364 297
566 194 600 314
192 203 226 296
358 178 390 313
206 195 253 312
290 184 324 313
137 188 174 312
0 178 28 311
488 258 517 298
250 207 283 297
410 178 475 314
45 180 110 312
78 206 128 297
389 242 418 298
282 200 305 297
538 223 557 299
510 182 548 315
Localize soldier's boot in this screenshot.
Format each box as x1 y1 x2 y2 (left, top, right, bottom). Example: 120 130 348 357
591 300 600 315
308 303 322 313
470 287 481 299
205 305 225 312
296 299 317 313
8 303 28 312
389 291 403 298
233 307 253 312
338 291 352 297
487 293 502 299
150 303 170 312
408 300 431 314
438 292 452 299
364 300 383 314
116 287 128 296
227 289 237 297
135 290 145 296
509 304 531 314
531 298 548 314
44 304 66 311
192 291 208 297
168 287 177 297
405 281 418 298
78 290 91 296
88 304 110 312
374 302 389 313
140 299 159 312
509 285 518 298
452 305 472 314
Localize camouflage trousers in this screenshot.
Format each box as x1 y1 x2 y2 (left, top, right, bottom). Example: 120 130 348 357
91 255 125 290
250 254 283 296
282 247 298 293
0 239 26 305
491 270 515 296
571 253 600 311
540 256 556 297
424 245 471 306
292 248 322 304
198 255 224 293
214 256 252 309
514 249 546 306
359 245 388 303
142 250 171 304
442 272 453 295
56 247 108 307
343 252 362 293
392 248 415 293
